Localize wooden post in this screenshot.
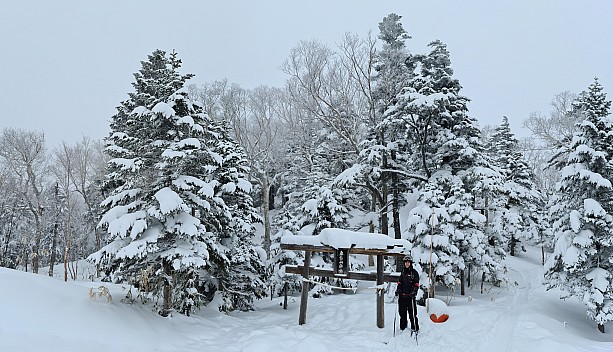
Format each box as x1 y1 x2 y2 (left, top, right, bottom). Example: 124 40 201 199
333 249 340 274
376 254 384 328
298 250 311 325
283 282 288 310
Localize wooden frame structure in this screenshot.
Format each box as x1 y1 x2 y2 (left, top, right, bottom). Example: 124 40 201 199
281 242 408 328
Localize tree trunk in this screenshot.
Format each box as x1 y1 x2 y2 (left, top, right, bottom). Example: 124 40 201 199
32 208 43 274
460 269 465 296
481 272 485 294
48 222 58 277
467 264 472 287
64 196 71 282
23 246 28 272
161 261 173 317
31 243 39 274
380 151 389 237
368 192 376 267
268 183 275 210
27 172 45 275
541 231 545 265
2 227 12 267
391 151 402 272
598 323 605 333
261 177 271 259
95 227 101 278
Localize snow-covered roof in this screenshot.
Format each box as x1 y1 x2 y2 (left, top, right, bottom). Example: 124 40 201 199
281 228 410 254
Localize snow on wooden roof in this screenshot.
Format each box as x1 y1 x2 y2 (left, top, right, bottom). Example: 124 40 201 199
281 228 410 254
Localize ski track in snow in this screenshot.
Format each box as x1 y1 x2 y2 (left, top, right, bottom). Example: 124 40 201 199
479 265 531 352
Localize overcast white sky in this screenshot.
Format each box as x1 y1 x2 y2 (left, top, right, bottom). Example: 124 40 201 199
1 0 612 147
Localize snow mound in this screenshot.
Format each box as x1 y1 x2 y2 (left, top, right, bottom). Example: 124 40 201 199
426 297 448 316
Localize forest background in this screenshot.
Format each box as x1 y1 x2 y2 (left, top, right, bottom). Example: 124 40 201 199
1 7 613 334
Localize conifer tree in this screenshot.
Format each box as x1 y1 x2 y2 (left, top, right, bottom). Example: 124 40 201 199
488 116 542 256
90 50 264 315
545 78 613 333
402 40 505 292
215 125 267 312
370 13 416 245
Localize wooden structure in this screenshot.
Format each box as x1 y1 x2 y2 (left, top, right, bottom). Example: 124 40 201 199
281 230 410 328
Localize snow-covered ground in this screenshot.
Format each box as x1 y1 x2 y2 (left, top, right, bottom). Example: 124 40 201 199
1 245 611 352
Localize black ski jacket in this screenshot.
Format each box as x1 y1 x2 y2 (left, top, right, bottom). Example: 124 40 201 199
396 267 420 299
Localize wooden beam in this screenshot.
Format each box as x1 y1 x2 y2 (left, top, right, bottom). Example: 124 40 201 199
284 265 399 282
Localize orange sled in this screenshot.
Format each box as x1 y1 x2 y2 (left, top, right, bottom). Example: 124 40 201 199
430 313 449 323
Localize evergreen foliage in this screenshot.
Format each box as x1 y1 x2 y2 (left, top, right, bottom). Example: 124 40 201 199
89 50 264 315
396 40 506 289
488 116 543 256
545 78 613 331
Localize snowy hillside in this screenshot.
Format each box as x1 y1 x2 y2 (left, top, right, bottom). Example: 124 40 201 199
1 246 611 352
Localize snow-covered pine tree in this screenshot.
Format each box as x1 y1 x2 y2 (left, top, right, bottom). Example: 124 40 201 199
89 50 263 316
545 78 613 333
369 13 417 248
403 40 506 292
214 124 267 312
488 116 542 256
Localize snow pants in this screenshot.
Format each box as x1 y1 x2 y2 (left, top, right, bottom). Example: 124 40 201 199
398 297 419 331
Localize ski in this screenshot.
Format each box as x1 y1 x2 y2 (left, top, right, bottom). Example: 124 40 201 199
411 329 419 345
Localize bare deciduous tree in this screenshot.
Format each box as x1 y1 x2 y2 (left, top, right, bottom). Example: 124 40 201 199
51 137 107 279
522 91 581 193
53 141 76 281
0 128 48 273
523 91 579 147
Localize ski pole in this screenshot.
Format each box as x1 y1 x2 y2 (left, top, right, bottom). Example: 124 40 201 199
393 310 397 337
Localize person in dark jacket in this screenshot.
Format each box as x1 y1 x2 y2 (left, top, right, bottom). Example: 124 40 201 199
395 255 420 333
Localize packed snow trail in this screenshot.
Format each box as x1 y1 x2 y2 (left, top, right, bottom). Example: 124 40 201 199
477 261 534 352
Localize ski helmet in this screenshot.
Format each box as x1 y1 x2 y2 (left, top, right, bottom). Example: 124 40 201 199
403 255 412 263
